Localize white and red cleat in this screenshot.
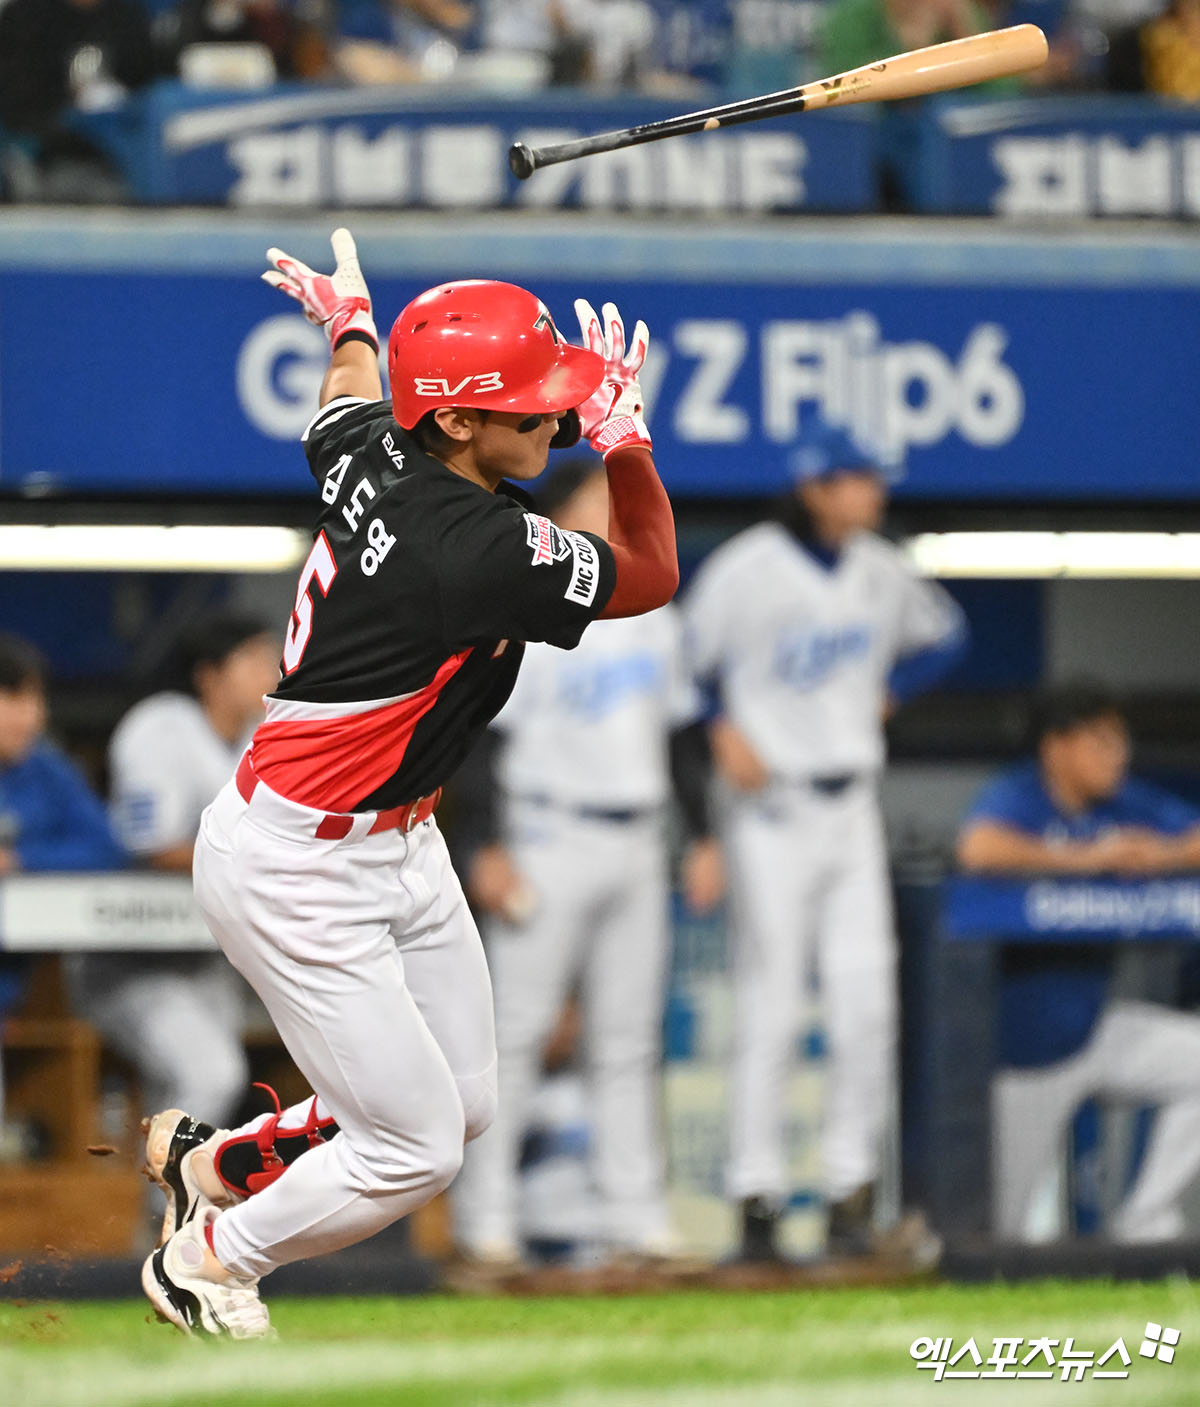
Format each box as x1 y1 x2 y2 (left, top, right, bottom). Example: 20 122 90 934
142 1204 272 1340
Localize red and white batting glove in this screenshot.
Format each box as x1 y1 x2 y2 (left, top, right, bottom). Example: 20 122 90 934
263 227 378 352
574 298 651 457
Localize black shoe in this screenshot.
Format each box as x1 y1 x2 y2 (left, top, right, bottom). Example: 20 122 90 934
212 1086 339 1197
739 1195 785 1263
826 1183 876 1257
143 1110 224 1246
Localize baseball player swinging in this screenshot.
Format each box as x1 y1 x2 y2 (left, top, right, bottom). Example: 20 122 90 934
138 229 677 1337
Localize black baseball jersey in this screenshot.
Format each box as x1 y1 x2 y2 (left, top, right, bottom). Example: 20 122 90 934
252 396 617 813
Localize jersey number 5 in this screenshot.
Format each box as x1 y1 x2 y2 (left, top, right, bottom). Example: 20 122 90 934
283 531 338 675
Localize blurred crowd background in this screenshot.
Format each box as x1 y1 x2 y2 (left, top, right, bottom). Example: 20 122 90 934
2 0 1200 203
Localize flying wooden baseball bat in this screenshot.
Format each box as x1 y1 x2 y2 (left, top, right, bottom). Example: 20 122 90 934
508 24 1046 179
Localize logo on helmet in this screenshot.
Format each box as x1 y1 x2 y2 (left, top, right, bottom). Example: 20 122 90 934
413 372 506 398
534 308 563 345
388 280 604 430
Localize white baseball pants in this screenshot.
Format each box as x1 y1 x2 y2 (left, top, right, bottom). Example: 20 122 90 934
192 774 497 1280
452 803 671 1255
993 998 1200 1243
721 777 897 1206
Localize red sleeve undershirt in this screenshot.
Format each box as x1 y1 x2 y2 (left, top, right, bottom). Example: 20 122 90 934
598 446 679 618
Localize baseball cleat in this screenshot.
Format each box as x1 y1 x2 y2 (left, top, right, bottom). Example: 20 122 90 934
826 1182 876 1259
442 1239 526 1293
737 1195 787 1264
142 1205 272 1340
209 1086 339 1199
144 1088 341 1246
143 1109 236 1246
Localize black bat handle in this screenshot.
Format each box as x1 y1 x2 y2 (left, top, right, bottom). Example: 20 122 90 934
508 89 812 180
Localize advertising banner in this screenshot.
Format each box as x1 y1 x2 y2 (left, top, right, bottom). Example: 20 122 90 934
914 96 1200 219
3 258 1197 499
126 83 875 213
945 876 1200 941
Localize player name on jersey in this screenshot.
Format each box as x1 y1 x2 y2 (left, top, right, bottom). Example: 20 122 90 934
254 398 616 813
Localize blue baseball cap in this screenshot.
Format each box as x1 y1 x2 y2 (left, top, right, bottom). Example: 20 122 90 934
787 417 903 484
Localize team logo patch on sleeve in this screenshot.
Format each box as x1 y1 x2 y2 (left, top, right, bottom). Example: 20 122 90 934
563 530 600 606
524 513 571 566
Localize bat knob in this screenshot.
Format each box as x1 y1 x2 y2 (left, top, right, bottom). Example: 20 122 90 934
508 142 537 181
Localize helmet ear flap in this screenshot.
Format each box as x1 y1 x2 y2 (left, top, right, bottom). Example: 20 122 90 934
550 407 581 450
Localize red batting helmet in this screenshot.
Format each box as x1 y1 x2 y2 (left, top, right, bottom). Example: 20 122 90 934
387 280 604 431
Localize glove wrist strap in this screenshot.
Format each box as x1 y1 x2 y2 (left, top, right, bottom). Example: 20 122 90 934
333 328 379 354
592 414 651 458
329 302 379 352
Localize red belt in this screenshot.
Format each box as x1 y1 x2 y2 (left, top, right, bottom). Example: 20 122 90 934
235 753 441 841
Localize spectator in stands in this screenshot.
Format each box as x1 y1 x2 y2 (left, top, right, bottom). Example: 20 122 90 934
332 0 666 91
0 633 124 1151
160 0 330 81
557 0 665 89
474 0 670 89
64 612 279 1136
472 0 592 86
0 632 124 880
1073 0 1165 48
957 681 1200 1242
822 0 1093 91
819 0 1018 80
333 0 477 84
0 0 162 202
817 0 1026 204
1107 0 1200 99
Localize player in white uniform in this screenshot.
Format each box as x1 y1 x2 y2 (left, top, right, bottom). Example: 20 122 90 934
683 420 967 1260
450 459 720 1270
67 614 278 1124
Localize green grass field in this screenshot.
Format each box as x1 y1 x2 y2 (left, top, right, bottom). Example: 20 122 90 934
4 1280 1200 1407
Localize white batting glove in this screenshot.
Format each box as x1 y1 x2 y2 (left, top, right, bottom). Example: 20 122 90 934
574 299 651 457
263 227 378 351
